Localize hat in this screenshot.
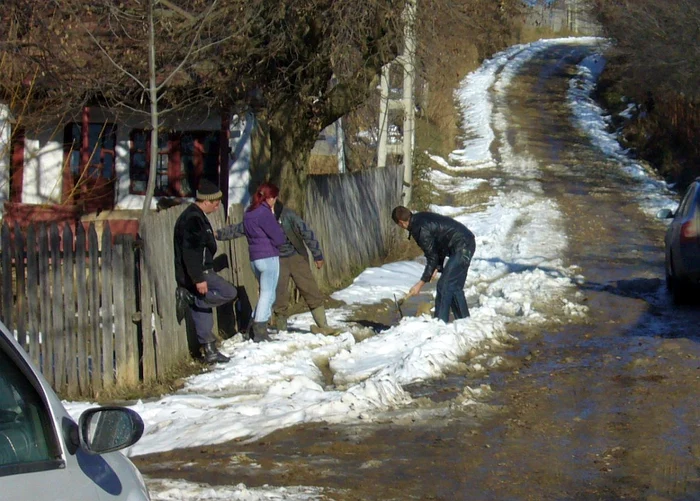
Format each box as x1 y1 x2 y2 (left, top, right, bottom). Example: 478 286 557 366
196 179 222 201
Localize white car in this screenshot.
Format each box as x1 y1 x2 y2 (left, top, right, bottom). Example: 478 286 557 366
0 320 150 500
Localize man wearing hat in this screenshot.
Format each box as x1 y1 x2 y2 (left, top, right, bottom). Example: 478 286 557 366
174 179 237 364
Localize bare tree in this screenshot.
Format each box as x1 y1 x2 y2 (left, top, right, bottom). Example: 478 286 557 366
591 0 700 186
3 0 525 213
52 0 237 219
591 0 700 101
2 0 406 211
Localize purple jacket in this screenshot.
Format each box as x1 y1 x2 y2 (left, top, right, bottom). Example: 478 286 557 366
243 202 287 261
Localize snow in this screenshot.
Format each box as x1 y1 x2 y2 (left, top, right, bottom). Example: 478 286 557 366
64 36 681 500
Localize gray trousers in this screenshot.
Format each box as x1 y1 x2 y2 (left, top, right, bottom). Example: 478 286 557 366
190 271 237 344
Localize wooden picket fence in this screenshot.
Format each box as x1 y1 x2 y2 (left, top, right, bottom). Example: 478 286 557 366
0 221 139 397
0 204 257 399
305 165 404 289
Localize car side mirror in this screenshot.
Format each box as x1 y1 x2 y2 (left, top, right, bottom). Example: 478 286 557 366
656 208 674 219
78 407 144 455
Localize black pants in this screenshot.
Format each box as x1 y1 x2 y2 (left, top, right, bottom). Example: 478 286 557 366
190 272 237 344
434 246 474 323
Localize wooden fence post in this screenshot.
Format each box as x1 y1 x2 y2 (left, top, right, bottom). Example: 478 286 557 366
1 223 12 328
101 224 114 390
37 224 54 386
139 238 156 383
87 224 102 393
116 235 139 387
50 224 65 393
26 224 40 367
62 224 78 397
75 224 90 394
226 204 257 332
13 225 26 350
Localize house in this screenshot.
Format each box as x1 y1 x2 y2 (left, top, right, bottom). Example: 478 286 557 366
0 103 253 233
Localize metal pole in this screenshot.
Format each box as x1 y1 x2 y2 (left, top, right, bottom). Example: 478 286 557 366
377 65 390 169
336 117 346 174
401 0 416 205
0 105 11 211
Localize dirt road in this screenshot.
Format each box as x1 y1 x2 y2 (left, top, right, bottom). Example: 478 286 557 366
136 42 700 500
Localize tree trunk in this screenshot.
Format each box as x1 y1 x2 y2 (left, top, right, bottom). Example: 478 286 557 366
267 114 314 215
142 0 159 222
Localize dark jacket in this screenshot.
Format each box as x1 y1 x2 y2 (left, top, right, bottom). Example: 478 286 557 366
174 203 217 289
408 211 476 283
217 202 324 261
242 202 287 261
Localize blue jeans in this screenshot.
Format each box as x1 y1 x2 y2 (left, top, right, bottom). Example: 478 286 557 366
251 256 280 323
434 246 474 323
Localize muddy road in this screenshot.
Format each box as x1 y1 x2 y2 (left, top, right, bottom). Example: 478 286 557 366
136 43 700 500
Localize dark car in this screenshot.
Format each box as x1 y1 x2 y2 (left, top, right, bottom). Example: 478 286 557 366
657 178 700 304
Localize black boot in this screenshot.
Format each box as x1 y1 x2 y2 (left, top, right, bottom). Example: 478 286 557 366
176 287 195 324
202 342 230 364
251 322 272 343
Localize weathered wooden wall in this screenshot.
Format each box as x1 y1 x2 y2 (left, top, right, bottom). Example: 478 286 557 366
305 165 404 290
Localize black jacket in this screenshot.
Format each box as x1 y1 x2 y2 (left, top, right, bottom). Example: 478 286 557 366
408 212 475 282
174 204 218 290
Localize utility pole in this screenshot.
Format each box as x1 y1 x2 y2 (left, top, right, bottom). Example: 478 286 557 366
336 117 346 174
0 105 10 212
377 0 416 206
402 0 416 206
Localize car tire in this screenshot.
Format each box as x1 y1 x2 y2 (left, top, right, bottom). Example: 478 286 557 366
667 257 686 305
665 255 676 291
671 275 688 306
671 282 684 305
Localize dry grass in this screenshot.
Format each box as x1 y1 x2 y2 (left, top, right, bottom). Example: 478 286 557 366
308 154 339 175
384 234 422 263
87 357 205 404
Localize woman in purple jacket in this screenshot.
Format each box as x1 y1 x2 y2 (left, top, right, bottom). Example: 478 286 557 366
243 182 288 341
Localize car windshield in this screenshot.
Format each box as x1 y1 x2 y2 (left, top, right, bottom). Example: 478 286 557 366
0 348 56 469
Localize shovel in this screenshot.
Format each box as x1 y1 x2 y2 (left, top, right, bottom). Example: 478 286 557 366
394 290 415 319
393 294 404 319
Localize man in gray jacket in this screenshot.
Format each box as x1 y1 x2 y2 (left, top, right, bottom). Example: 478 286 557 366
272 200 340 335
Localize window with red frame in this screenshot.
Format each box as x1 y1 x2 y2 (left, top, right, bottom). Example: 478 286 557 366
65 123 117 180
129 130 220 197
63 122 117 211
9 127 25 202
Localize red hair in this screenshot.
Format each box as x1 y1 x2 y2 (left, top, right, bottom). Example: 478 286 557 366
247 182 280 212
